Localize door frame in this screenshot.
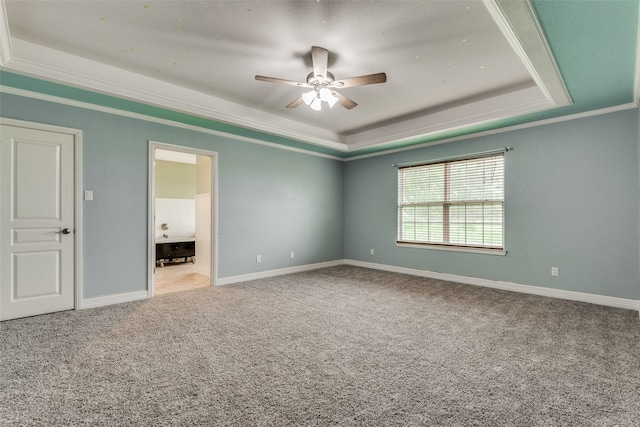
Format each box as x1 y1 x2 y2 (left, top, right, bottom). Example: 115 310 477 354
0 117 83 312
147 141 218 297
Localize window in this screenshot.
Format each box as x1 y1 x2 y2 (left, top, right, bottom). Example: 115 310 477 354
397 153 504 251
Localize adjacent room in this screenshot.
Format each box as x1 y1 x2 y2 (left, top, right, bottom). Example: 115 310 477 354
153 147 212 295
1 1 639 425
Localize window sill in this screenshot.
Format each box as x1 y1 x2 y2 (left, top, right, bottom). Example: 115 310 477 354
396 242 507 256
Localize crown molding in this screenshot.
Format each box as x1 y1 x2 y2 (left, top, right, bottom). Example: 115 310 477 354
0 85 346 161
345 102 637 162
634 3 640 106
0 0 12 65
4 38 347 152
346 84 551 151
5 82 634 165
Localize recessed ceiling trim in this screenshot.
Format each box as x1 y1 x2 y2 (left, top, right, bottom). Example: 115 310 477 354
0 1 13 65
634 3 640 106
0 85 346 161
341 0 574 151
483 0 572 107
345 102 638 163
3 38 348 152
0 0 573 154
346 85 553 151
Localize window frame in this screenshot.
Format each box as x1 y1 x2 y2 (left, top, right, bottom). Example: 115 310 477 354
396 152 507 256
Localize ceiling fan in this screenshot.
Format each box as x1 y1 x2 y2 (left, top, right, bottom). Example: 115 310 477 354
255 46 387 111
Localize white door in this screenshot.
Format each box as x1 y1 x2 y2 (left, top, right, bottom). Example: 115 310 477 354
0 124 75 321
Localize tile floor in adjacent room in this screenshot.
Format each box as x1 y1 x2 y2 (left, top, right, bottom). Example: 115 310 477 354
155 260 210 295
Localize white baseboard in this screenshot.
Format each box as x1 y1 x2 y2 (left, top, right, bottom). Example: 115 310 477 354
216 260 345 286
77 260 639 316
345 259 640 313
80 290 149 310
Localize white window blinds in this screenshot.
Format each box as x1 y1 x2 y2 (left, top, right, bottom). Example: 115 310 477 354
397 153 504 250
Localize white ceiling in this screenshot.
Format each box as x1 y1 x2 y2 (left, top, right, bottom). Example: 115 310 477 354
1 0 570 152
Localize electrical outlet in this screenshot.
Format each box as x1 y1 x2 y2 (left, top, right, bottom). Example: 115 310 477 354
551 267 559 277
84 190 93 201
256 255 262 263
290 251 295 259
370 248 375 255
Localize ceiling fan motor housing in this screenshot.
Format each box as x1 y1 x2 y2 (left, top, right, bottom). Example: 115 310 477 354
307 71 339 87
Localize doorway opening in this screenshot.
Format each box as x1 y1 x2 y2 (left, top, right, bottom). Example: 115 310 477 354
148 142 217 296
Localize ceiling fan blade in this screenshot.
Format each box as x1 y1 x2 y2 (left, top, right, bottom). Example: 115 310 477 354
286 97 304 108
334 92 358 109
334 72 387 88
255 75 310 87
311 46 329 79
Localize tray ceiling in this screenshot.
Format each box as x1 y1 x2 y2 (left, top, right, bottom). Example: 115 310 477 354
0 1 637 157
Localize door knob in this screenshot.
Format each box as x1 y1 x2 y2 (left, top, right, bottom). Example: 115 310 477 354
59 228 71 235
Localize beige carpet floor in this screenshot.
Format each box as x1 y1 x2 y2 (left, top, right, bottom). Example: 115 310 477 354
1 266 639 426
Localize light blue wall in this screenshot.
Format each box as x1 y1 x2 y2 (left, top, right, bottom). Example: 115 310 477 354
2 91 639 301
0 93 344 298
637 106 640 298
345 109 640 300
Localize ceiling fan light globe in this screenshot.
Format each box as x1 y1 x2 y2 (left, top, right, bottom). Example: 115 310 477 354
319 87 332 102
302 90 317 106
326 93 339 108
310 97 322 111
